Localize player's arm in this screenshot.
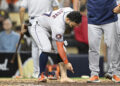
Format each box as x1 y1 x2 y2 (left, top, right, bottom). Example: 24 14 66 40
73 0 79 11
113 4 120 14
73 0 87 11
56 41 74 73
56 41 68 64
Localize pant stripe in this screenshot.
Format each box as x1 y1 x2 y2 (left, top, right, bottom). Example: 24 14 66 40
34 23 42 48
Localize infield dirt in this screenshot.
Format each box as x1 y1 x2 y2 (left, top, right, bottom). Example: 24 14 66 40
0 78 120 86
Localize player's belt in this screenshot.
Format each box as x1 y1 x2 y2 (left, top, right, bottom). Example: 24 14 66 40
29 17 35 19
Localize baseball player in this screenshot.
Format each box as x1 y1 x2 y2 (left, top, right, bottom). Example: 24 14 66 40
109 1 120 83
104 0 120 80
19 0 59 78
73 0 120 83
86 0 119 83
21 7 81 82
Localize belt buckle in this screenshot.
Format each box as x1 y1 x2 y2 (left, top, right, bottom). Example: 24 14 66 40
31 17 34 19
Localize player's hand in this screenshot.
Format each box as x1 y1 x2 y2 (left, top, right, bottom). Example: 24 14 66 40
65 62 74 73
21 24 27 34
113 5 120 14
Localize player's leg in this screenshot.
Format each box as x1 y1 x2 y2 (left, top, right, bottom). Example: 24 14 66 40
28 20 40 78
100 37 109 73
28 19 40 78
103 22 118 78
29 23 51 82
100 36 108 72
87 24 103 83
31 40 40 78
100 37 112 79
102 22 117 79
111 20 120 83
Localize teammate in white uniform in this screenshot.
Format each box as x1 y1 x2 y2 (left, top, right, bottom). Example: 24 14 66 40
19 0 59 78
25 7 82 82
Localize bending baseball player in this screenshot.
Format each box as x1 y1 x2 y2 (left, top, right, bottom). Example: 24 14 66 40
19 0 77 82
19 0 59 78
21 7 81 82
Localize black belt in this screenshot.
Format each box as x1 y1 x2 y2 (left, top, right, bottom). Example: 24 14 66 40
30 17 35 19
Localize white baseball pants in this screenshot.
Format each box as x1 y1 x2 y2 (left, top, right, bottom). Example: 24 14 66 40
88 22 117 76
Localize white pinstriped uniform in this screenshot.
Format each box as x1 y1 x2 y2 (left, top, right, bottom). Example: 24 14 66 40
20 0 59 76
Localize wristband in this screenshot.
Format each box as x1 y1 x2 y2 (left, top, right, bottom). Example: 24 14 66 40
64 58 68 64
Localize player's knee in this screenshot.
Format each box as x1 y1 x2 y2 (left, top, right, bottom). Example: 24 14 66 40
89 43 99 52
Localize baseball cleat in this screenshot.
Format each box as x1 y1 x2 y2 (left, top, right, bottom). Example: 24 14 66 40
31 72 39 78
87 75 100 83
38 73 47 82
112 75 120 83
104 73 112 80
48 75 57 80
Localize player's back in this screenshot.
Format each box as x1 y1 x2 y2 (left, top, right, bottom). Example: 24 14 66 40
22 0 58 17
37 7 73 31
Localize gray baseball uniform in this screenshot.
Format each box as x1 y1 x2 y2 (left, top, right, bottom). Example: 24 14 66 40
29 7 73 53
20 0 59 78
111 0 120 76
88 23 117 76
87 0 118 76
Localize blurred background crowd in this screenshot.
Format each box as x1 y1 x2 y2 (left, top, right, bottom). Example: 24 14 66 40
0 0 89 54
0 0 117 79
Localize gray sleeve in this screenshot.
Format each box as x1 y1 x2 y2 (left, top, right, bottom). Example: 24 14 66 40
52 0 60 7
51 26 64 42
20 0 28 8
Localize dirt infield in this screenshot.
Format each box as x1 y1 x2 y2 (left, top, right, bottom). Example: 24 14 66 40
0 78 120 86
